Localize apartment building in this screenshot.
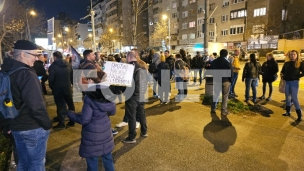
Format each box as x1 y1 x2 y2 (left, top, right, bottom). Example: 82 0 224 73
178 0 198 51
148 0 180 51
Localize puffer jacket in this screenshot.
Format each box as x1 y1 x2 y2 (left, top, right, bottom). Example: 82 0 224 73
67 88 116 158
242 62 261 80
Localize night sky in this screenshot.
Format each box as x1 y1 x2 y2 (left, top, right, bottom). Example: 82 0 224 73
34 0 89 21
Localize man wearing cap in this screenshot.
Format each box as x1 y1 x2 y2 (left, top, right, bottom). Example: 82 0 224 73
0 40 52 170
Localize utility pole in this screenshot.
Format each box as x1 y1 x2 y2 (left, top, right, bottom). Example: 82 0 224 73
203 0 208 52
90 0 97 52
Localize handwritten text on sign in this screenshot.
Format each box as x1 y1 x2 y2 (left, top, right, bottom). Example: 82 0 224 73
104 62 135 86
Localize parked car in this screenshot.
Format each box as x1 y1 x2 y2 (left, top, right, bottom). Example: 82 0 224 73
272 50 285 61
244 50 259 60
300 49 304 60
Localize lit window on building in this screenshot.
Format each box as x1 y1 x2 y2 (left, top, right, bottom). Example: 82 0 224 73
189 21 196 28
254 7 266 17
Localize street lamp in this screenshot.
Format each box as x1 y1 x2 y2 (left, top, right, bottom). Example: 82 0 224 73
162 14 170 51
26 10 36 41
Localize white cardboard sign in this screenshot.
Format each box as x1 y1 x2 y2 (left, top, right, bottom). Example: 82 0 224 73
103 61 135 87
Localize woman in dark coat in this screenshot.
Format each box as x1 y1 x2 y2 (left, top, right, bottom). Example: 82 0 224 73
157 55 170 104
67 70 116 171
259 53 279 101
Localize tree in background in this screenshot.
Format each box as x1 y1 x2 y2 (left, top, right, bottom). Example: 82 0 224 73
0 0 46 64
98 28 118 54
130 0 151 47
151 18 176 50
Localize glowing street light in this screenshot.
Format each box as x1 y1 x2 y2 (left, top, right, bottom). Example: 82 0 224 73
162 14 170 51
109 28 113 33
26 10 36 40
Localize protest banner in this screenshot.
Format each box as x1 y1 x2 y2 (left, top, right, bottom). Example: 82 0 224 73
103 61 135 87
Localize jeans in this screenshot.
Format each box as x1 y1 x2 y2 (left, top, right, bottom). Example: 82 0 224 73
245 78 258 101
230 72 238 94
285 80 300 109
125 98 147 139
153 77 158 95
175 77 187 100
193 68 203 85
12 128 50 171
262 81 273 97
86 152 114 171
211 82 231 113
158 81 170 103
54 94 75 125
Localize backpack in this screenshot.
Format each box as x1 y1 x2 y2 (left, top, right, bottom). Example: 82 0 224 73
181 62 190 81
0 67 28 119
148 63 158 73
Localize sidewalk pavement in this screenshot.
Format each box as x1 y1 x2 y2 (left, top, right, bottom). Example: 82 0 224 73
43 76 304 171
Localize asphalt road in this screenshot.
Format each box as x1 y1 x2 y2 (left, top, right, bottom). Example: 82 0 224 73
40 69 304 171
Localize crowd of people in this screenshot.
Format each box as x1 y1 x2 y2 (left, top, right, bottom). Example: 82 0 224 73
0 39 303 171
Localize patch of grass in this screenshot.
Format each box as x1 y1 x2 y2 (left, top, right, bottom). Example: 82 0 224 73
201 95 255 115
0 133 13 171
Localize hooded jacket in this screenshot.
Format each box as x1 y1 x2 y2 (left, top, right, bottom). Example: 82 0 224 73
48 59 73 96
67 88 116 158
0 57 52 131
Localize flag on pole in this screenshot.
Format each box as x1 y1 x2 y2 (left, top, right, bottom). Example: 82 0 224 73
69 44 82 69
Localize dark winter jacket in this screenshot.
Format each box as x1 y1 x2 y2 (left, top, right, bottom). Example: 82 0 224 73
67 88 116 158
191 55 205 69
261 59 279 82
157 62 170 86
123 61 148 102
48 59 73 96
211 56 234 83
242 62 261 80
165 55 175 73
32 60 48 82
182 55 191 69
0 58 52 131
281 61 304 81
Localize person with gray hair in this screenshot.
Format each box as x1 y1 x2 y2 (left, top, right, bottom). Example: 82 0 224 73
121 51 148 144
0 40 52 170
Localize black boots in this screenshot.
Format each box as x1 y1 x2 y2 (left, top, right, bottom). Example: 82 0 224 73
296 109 302 122
283 107 302 122
283 106 291 116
